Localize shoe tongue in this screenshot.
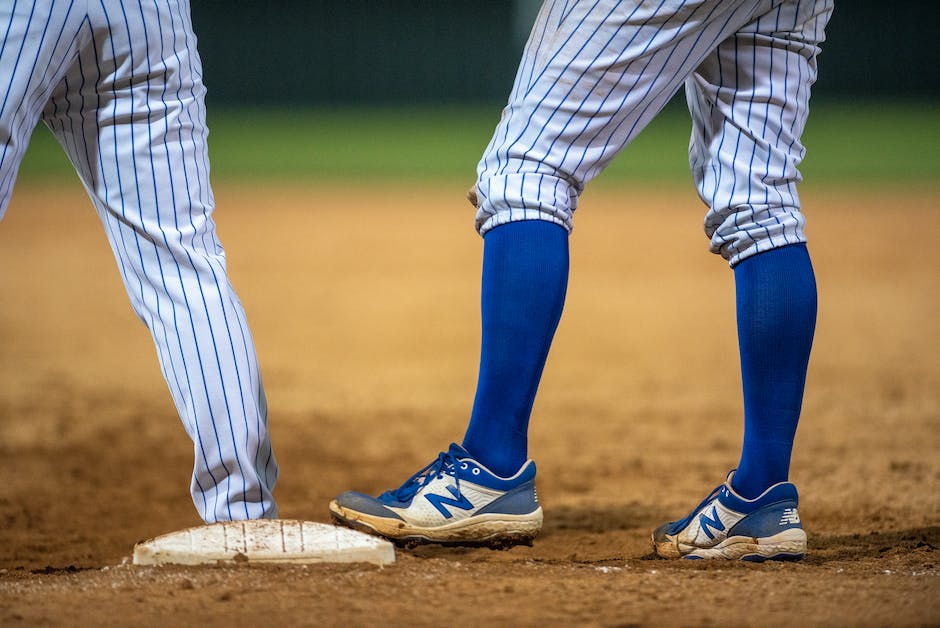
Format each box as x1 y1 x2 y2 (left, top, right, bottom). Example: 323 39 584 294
447 442 471 459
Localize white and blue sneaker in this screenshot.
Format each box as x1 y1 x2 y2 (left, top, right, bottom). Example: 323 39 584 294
652 472 807 561
329 444 542 548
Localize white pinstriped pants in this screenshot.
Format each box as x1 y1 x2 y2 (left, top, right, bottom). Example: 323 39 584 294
0 0 277 523
476 0 834 266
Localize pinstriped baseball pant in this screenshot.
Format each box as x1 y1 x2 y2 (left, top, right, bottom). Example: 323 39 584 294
0 0 277 523
476 0 834 266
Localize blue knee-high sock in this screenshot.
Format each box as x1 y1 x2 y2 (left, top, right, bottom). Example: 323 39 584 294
731 243 817 499
461 220 569 477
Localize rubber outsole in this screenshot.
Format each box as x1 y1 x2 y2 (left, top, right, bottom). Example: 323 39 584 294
653 528 807 561
329 501 541 550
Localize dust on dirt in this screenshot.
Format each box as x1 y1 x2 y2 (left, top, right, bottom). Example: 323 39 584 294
0 183 937 626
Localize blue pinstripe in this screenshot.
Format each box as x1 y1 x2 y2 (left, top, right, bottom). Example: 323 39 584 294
110 0 237 522
727 35 745 260
0 0 37 198
188 0 274 517
764 6 788 242
0 0 20 76
34 2 80 130
517 1 552 97
706 41 728 240
91 6 210 515
515 0 641 170
172 0 264 520
571 2 746 180
497 0 614 176
146 2 218 496
167 0 255 520
489 0 603 182
1 2 69 198
536 0 659 172
498 0 613 222
72 31 98 208
0 0 277 523
475 0 834 267
134 0 220 517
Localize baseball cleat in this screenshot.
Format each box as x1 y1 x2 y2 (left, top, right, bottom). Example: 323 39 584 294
652 472 807 561
329 443 542 549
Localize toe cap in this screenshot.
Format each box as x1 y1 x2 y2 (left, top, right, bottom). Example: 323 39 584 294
333 491 405 521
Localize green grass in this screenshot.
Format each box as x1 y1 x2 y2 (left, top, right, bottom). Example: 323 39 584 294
798 101 940 183
15 102 940 186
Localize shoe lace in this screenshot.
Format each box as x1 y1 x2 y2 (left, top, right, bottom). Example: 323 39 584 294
689 484 723 515
380 450 462 503
669 484 723 530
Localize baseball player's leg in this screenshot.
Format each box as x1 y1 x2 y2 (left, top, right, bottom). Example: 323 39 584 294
474 0 773 235
653 0 832 560
689 0 832 494
465 0 775 476
461 220 569 478
41 0 277 523
0 1 85 220
330 0 779 546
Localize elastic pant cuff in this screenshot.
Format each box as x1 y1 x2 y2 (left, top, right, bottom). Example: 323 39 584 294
474 173 578 236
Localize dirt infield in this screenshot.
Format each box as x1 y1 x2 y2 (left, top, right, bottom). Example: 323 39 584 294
0 182 937 626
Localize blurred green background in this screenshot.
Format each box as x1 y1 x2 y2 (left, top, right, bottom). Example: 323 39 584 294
16 1 940 187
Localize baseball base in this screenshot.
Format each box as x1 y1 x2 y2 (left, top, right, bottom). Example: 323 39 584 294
132 519 395 566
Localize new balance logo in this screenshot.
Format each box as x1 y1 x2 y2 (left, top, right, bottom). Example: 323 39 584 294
425 485 474 519
699 506 725 540
779 508 800 525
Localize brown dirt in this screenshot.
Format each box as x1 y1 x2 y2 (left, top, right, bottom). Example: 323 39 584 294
0 182 937 627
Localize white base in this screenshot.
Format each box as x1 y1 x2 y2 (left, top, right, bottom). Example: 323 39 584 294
132 519 396 566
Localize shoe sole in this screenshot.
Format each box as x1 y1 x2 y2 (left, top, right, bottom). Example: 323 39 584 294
653 528 807 561
329 500 543 550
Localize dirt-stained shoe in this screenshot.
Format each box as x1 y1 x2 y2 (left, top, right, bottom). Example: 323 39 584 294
652 472 807 561
329 443 542 549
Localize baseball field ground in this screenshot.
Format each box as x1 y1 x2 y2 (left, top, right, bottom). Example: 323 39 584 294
1 104 937 625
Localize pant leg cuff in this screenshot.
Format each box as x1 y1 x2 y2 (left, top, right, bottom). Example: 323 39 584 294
474 173 577 236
